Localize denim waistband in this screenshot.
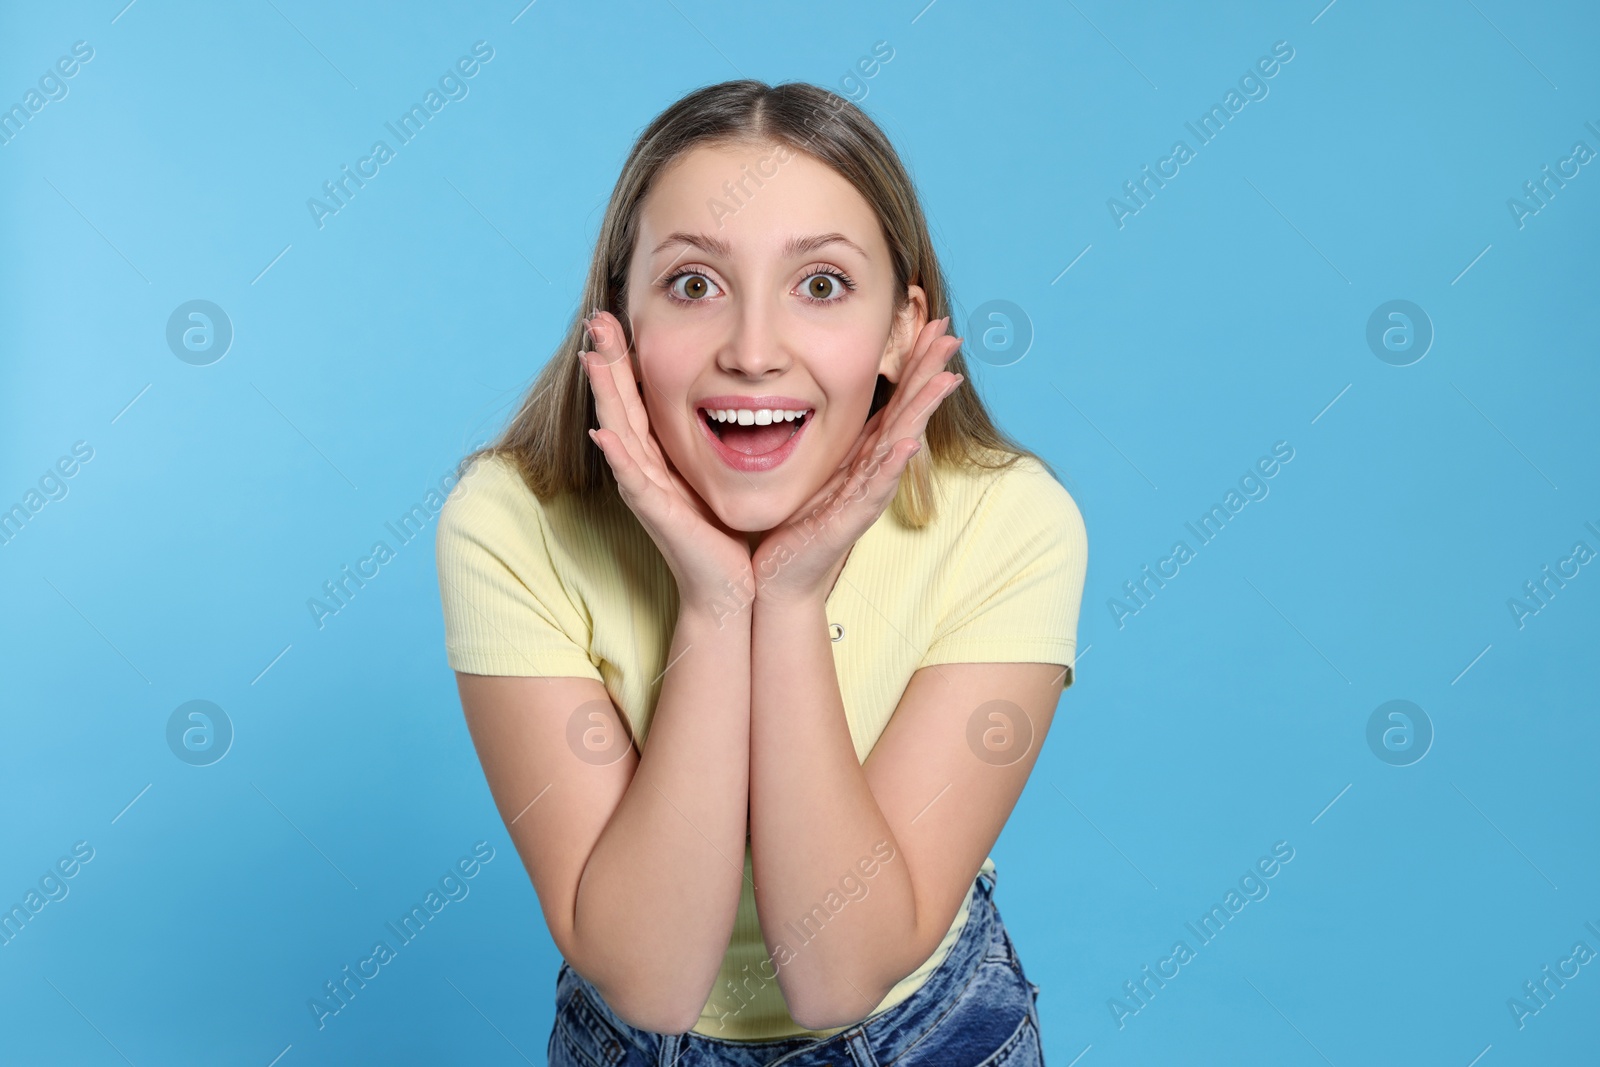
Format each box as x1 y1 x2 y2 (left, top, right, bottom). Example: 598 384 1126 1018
558 866 1002 1066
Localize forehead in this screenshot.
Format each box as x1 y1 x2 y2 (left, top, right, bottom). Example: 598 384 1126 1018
637 141 883 257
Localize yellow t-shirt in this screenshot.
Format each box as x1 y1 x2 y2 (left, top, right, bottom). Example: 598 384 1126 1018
434 449 1087 1040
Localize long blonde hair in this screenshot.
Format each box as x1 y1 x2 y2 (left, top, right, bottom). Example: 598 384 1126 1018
466 78 1057 528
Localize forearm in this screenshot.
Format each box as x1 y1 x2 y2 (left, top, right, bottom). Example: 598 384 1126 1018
748 594 920 1030
575 601 751 1031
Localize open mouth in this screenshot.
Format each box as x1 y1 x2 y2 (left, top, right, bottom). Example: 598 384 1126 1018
698 407 811 458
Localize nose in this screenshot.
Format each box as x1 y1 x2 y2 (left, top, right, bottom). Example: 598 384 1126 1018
715 294 791 380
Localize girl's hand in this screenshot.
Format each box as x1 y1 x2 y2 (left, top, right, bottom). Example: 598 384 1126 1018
580 310 755 613
750 316 964 606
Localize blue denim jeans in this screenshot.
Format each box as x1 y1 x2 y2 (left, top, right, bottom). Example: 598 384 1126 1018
548 868 1043 1066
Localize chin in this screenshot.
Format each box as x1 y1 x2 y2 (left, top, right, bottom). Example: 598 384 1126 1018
707 491 806 536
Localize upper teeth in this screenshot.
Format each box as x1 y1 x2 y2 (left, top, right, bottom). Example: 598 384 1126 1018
704 408 810 425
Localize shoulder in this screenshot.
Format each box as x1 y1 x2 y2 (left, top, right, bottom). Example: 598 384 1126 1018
438 451 588 550
435 452 560 577
433 454 609 678
440 452 540 526
933 451 1086 550
435 451 633 586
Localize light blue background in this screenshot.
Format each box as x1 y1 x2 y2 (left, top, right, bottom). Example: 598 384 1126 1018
3 1 1597 1064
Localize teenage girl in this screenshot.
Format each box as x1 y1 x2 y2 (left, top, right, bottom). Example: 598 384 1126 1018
436 79 1087 1066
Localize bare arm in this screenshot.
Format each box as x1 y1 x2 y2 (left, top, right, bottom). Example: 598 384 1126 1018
746 593 905 1030
456 599 751 1033
748 589 1063 1030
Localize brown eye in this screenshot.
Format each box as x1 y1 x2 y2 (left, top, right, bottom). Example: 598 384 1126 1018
797 269 854 304
666 272 719 302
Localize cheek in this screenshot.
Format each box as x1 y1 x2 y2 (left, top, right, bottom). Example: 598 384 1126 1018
632 327 696 406
826 348 888 416
803 315 884 373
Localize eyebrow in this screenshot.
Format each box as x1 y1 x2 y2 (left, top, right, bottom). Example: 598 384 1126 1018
650 231 870 262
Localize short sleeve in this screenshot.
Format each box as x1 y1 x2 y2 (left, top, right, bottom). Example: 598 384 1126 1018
434 456 604 680
917 460 1088 689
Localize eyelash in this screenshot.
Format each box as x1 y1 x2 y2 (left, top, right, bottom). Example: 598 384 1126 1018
658 265 858 306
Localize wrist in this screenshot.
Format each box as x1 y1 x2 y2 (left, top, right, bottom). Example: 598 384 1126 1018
679 573 759 631
750 543 850 610
751 587 829 616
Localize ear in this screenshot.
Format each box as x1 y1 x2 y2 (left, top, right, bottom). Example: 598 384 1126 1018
878 284 929 384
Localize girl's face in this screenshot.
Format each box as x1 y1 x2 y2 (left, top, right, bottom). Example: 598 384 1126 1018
623 140 926 543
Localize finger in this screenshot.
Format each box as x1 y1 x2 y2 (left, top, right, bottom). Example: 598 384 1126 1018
778 431 920 564
880 318 958 432
773 416 884 543
586 311 655 448
838 406 886 472
831 402 906 496
656 447 731 532
895 367 963 445
580 345 645 460
834 436 920 519
582 321 733 540
582 351 680 507
789 453 858 529
884 340 962 445
585 309 630 368
586 400 655 492
770 405 887 534
797 406 886 515
583 319 674 484
587 426 653 501
902 328 962 417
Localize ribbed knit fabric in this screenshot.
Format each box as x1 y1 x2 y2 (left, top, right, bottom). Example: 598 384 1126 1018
435 449 1087 1040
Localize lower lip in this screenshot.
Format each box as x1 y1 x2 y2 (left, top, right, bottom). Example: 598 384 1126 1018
698 411 812 473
